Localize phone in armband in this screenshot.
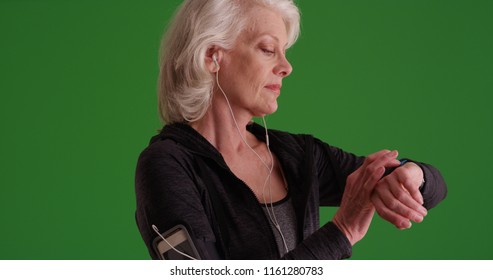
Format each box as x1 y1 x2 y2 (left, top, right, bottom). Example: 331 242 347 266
152 224 201 260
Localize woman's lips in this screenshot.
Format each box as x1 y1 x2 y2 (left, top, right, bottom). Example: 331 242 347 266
265 84 281 94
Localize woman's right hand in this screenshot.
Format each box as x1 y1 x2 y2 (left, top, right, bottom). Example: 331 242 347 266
333 150 401 245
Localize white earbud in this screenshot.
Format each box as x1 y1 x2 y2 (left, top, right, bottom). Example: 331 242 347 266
212 53 219 70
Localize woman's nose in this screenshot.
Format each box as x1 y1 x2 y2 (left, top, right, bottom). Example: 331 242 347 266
275 55 293 77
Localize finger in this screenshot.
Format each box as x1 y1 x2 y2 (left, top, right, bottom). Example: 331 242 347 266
361 150 401 187
357 150 391 173
352 150 391 191
371 192 411 229
376 179 425 223
365 149 393 163
380 174 426 219
361 165 386 192
366 150 400 166
389 182 427 218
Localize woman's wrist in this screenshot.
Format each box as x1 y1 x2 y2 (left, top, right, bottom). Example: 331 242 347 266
332 214 355 245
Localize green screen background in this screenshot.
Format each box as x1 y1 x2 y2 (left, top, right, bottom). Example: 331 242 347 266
1 0 492 259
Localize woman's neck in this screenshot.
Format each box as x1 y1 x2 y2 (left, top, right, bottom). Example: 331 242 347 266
190 96 258 155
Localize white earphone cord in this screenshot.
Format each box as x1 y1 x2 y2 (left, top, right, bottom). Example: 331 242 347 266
215 67 289 254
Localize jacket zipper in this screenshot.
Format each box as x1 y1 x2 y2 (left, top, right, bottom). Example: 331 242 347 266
223 167 282 259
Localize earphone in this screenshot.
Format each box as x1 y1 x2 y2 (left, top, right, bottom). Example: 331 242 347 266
212 53 220 70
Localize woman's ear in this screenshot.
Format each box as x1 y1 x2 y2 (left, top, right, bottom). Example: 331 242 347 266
206 48 221 72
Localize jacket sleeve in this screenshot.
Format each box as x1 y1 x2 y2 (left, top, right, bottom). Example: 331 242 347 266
282 222 353 259
303 137 448 259
313 137 447 210
134 142 222 259
313 137 365 206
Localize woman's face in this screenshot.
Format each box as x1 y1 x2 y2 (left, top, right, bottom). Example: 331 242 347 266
217 7 293 117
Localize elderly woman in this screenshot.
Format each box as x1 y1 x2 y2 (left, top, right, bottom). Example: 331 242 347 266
135 0 447 260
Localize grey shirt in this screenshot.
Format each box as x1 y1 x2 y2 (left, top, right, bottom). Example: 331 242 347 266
261 196 298 257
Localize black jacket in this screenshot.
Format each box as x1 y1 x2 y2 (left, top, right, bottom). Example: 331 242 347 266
135 122 447 259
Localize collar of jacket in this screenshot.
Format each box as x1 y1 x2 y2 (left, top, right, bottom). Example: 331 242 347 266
152 122 304 168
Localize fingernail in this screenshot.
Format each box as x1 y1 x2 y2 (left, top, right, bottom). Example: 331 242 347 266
387 150 397 157
400 221 412 229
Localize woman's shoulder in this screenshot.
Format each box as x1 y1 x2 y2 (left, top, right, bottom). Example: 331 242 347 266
137 122 223 169
135 129 203 190
136 137 187 172
137 126 193 167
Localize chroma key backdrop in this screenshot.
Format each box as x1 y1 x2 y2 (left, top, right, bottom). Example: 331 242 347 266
1 0 492 259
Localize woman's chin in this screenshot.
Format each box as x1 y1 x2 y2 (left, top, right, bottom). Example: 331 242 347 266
258 103 278 117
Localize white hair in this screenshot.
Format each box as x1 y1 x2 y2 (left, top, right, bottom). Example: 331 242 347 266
157 0 300 124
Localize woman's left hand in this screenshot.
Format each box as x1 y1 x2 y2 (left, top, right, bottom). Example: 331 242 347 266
371 162 428 229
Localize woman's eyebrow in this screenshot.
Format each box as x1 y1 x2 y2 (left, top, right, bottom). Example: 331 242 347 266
257 33 279 42
256 33 288 48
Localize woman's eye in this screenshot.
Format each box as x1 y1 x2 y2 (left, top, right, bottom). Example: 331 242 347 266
262 48 275 55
